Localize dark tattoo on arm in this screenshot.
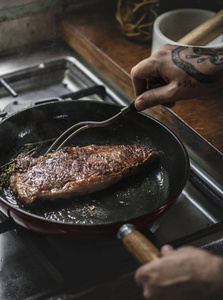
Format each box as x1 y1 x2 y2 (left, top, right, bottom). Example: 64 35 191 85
172 46 223 83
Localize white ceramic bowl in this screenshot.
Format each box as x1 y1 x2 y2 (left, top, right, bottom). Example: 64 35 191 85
151 8 223 54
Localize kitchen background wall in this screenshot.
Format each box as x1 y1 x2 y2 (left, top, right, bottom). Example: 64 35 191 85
0 0 222 53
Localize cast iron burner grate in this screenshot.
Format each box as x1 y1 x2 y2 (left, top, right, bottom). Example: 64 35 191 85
0 85 107 117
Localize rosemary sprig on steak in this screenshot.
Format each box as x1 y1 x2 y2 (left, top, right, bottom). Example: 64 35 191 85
0 141 48 190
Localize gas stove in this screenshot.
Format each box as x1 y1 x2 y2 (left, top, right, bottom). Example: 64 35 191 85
0 41 222 300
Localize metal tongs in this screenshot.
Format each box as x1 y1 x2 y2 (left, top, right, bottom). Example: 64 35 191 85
45 100 137 155
45 82 166 155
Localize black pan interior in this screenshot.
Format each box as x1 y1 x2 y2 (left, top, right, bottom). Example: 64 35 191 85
0 100 189 225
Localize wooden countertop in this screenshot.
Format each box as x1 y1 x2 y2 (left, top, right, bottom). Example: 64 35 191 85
60 1 223 154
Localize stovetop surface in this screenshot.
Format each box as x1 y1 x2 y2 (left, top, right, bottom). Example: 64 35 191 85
0 41 222 300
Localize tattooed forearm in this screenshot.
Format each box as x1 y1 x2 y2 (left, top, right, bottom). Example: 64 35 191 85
172 46 223 83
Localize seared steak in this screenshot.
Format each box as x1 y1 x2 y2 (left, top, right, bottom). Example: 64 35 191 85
10 144 157 204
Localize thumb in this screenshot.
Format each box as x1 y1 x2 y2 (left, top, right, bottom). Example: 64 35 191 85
134 84 176 110
161 244 174 257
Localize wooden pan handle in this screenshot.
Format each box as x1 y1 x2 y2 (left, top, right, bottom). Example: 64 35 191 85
177 9 223 46
117 224 160 265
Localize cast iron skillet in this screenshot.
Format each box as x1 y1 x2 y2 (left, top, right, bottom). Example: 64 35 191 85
0 100 190 238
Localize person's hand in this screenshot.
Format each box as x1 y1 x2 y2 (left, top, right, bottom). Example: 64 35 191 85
131 44 223 110
135 245 223 300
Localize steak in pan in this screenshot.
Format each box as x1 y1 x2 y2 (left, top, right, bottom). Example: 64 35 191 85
10 144 157 204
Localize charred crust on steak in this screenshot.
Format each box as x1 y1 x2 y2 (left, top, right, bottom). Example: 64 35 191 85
10 144 158 204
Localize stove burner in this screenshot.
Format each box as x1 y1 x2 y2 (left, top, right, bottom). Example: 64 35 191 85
2 85 107 116
60 85 106 100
